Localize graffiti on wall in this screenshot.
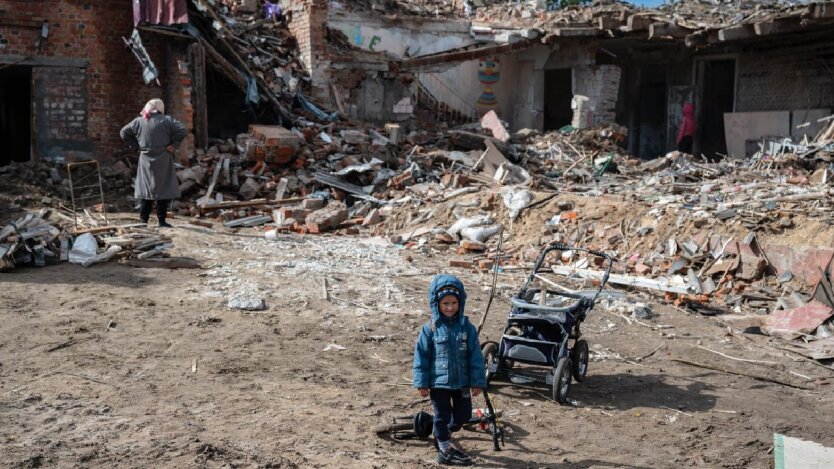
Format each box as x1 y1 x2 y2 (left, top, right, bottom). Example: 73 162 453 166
352 25 382 52
477 58 500 113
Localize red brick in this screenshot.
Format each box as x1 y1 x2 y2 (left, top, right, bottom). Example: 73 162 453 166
449 259 474 269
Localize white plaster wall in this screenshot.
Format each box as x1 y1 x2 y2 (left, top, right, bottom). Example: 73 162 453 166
326 14 603 131
328 12 475 57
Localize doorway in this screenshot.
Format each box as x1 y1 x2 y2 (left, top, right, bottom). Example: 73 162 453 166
697 59 735 158
0 65 32 165
637 64 667 159
543 68 573 131
206 67 257 140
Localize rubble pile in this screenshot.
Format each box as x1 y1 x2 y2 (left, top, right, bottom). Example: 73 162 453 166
328 0 508 18
0 160 134 215
188 0 310 123
471 0 804 30
0 210 180 271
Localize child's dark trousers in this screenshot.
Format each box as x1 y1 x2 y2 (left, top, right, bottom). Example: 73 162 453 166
430 388 472 442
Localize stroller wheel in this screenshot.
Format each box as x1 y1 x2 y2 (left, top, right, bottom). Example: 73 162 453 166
481 342 499 382
571 340 589 382
552 357 572 404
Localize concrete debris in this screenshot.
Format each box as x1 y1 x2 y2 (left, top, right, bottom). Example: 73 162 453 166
764 301 834 339
227 296 267 311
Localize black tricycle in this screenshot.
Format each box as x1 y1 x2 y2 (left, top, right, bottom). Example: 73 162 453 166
480 243 613 404
372 390 504 451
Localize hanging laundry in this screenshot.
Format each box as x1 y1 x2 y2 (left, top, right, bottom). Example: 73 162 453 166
133 0 188 27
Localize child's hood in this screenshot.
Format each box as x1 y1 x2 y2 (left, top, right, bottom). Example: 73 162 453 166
429 274 468 326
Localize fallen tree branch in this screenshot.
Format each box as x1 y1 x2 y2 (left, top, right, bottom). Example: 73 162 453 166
671 358 812 390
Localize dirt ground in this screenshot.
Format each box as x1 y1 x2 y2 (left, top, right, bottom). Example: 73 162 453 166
2 217 833 468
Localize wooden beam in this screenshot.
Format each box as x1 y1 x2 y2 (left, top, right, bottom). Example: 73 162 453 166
718 24 756 42
626 14 653 31
399 40 535 72
554 27 602 37
649 22 691 39
197 197 304 213
685 31 708 48
598 16 623 30
754 19 804 36
551 265 694 295
0 54 89 68
189 43 209 149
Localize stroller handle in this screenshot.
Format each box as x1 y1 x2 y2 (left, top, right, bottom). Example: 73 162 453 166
523 242 615 302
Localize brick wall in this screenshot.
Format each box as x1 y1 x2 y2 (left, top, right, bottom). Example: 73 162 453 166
32 66 91 159
288 0 330 103
736 38 834 112
573 64 621 128
164 42 195 162
0 0 192 160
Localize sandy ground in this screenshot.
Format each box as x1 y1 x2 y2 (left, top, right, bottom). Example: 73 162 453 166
2 220 833 468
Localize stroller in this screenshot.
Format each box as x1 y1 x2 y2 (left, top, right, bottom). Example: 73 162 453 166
481 243 612 404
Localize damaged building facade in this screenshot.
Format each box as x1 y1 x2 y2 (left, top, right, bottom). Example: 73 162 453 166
3 0 834 164
309 1 834 159
0 0 198 165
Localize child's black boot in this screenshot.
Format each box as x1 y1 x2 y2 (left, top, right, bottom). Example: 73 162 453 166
437 447 473 466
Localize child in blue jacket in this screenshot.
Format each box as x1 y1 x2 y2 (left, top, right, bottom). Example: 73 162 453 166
413 274 486 466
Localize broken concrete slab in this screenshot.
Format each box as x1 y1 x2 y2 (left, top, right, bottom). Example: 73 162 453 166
306 207 349 233
765 245 834 286
764 300 834 338
227 296 267 311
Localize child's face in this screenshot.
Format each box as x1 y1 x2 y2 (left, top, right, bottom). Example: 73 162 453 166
439 296 459 318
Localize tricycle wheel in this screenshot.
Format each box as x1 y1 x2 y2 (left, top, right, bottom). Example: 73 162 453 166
481 342 499 382
552 357 572 404
571 340 589 382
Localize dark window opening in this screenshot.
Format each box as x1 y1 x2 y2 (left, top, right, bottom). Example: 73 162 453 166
206 67 259 140
543 68 573 132
0 66 32 165
697 59 735 159
637 64 668 159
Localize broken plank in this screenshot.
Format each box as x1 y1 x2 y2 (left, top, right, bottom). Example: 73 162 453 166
672 358 812 390
198 197 303 213
717 24 756 42
625 13 652 31
553 27 601 37
552 265 692 294
648 22 691 39
202 155 227 203
597 16 622 30
754 18 803 36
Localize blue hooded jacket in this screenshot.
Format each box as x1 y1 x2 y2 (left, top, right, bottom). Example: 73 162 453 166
413 274 487 390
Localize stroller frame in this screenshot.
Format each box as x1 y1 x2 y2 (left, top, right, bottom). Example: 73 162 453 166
482 243 612 404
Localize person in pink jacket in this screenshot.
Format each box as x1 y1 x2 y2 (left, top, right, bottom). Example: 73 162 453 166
677 102 696 154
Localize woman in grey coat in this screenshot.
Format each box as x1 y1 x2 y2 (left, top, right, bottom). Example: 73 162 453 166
120 99 188 227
